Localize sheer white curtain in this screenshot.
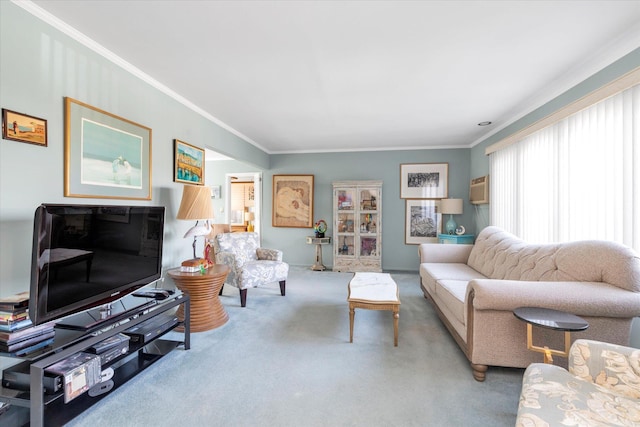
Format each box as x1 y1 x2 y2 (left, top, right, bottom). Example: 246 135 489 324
490 85 640 252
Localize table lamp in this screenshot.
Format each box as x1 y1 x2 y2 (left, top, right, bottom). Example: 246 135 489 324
177 185 214 259
245 211 255 232
440 198 463 235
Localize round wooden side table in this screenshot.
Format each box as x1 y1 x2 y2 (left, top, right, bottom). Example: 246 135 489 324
167 264 230 332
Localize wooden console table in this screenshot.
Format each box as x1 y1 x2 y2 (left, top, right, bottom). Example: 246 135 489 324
168 264 230 332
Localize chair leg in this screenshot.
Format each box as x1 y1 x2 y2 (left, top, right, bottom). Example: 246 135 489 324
219 283 224 296
279 280 286 296
239 289 247 307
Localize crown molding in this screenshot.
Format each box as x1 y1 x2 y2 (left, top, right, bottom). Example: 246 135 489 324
12 0 266 153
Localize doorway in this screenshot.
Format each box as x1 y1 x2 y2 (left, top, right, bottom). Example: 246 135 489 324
225 172 262 235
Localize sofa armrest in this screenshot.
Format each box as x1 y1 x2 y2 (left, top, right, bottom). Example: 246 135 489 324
466 279 640 318
569 339 640 399
418 243 473 263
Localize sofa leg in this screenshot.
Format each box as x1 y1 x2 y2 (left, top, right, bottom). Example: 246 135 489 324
471 363 488 382
279 280 286 296
219 284 224 296
239 289 247 307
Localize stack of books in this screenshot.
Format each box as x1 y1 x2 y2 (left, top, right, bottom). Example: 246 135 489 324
0 291 55 356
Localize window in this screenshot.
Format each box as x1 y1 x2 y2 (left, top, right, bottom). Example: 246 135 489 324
490 84 640 252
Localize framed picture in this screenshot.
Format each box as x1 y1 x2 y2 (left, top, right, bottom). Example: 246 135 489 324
405 199 441 244
272 174 314 228
400 163 448 199
64 97 152 200
174 139 205 185
2 108 47 146
211 185 221 199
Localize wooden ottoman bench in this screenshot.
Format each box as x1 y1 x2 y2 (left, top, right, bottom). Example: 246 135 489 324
347 272 400 346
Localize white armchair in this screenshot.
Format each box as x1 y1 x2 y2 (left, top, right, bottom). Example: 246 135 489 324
213 232 289 307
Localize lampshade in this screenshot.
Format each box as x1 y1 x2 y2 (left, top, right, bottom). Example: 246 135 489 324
244 211 255 222
440 198 463 215
177 185 214 260
177 185 214 221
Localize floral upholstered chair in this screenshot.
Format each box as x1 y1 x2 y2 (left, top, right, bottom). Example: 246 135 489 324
213 232 289 307
516 339 640 426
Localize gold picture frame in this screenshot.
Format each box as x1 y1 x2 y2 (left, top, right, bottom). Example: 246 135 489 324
64 97 152 200
174 139 205 185
2 108 47 146
272 174 314 228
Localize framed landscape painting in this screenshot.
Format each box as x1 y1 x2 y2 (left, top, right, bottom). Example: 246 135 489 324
405 199 441 244
64 97 152 200
272 174 314 228
400 163 448 199
2 108 47 146
174 139 205 185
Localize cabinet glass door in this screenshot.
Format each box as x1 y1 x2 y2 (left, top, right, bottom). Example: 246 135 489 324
337 189 355 210
337 234 354 256
358 188 379 258
359 189 378 212
336 189 355 256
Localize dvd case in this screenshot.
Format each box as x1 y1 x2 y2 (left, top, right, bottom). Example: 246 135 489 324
45 352 101 403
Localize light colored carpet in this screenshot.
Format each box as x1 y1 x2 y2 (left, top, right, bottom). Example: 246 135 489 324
67 267 523 426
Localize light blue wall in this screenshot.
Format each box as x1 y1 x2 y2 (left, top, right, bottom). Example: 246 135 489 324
267 150 471 271
206 150 472 272
0 2 268 296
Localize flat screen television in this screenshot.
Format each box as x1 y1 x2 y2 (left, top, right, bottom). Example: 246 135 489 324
29 204 165 331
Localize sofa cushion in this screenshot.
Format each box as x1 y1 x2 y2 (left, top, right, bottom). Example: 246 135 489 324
468 226 640 292
436 280 468 326
421 263 486 282
420 263 485 297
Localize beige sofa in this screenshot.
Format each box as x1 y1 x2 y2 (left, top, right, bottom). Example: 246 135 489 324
418 226 640 382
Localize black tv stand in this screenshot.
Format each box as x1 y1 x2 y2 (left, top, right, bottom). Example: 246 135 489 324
0 293 190 427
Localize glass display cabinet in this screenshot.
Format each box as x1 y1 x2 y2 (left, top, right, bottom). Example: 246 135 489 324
332 180 382 272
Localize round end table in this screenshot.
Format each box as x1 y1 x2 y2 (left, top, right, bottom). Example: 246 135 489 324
514 306 588 364
168 264 230 332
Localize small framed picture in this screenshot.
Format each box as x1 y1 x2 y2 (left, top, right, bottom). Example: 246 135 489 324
174 139 205 185
211 185 221 199
405 199 442 244
2 108 47 147
400 163 448 199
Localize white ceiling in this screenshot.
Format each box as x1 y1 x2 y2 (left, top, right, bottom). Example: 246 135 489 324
26 0 640 155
